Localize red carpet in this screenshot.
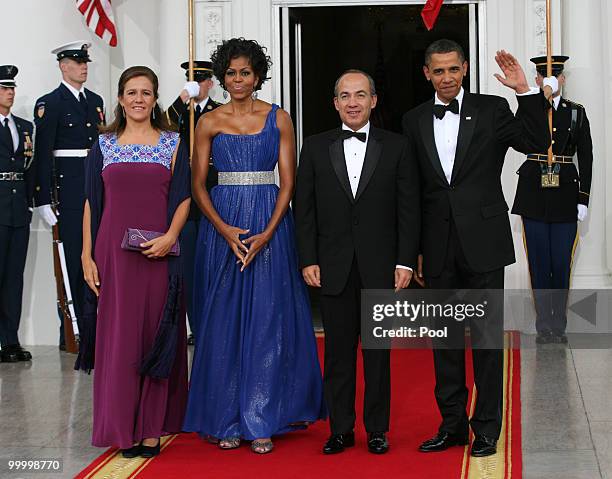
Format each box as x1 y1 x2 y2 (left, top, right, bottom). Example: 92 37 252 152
76 335 521 479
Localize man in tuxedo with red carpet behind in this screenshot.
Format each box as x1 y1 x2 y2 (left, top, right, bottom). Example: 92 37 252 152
294 69 420 455
402 39 552 457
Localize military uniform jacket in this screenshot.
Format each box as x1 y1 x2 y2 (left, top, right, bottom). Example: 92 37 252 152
512 97 593 222
0 115 34 227
33 83 105 209
166 96 220 219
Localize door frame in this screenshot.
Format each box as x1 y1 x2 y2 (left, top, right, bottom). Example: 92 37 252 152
272 0 487 148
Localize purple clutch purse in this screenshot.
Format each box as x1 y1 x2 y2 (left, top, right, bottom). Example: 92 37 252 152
121 228 180 256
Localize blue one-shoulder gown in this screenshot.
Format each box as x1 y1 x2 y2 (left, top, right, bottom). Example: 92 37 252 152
184 104 325 440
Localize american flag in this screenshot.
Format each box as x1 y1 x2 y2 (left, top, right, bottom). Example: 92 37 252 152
76 0 118 47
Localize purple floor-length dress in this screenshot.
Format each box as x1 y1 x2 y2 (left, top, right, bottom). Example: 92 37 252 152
91 131 188 448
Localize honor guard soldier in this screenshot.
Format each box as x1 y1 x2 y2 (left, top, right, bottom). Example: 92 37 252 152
33 41 105 350
512 55 593 344
166 61 220 345
0 66 33 362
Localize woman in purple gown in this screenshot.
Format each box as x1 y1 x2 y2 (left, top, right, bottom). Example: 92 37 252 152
80 66 191 458
183 39 325 454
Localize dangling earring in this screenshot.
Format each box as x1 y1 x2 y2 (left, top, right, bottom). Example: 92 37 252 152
121 106 126 117
152 107 156 120
223 90 228 100
251 91 258 101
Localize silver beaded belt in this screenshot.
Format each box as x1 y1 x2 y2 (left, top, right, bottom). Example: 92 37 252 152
218 171 275 185
0 172 24 181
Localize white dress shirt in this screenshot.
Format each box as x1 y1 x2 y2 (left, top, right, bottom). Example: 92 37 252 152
433 87 464 184
342 122 369 197
433 86 541 184
196 97 210 112
62 80 86 101
0 112 18 153
552 95 561 110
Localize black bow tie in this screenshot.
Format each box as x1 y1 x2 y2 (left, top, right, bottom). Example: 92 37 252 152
433 98 459 120
340 130 367 142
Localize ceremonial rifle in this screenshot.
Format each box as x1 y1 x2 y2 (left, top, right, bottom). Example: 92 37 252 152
188 0 196 160
542 0 559 188
51 163 79 353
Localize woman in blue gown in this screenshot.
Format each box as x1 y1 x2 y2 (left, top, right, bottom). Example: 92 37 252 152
183 38 325 454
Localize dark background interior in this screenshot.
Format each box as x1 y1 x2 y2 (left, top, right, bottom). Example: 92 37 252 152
286 4 473 136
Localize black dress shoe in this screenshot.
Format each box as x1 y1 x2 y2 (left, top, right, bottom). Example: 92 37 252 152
323 432 355 454
12 346 32 361
470 435 497 457
140 440 160 458
419 431 469 452
187 334 195 346
0 349 18 363
536 332 554 344
367 432 389 454
121 444 142 458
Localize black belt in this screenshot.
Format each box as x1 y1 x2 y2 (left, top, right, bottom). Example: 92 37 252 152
527 154 574 164
0 172 24 181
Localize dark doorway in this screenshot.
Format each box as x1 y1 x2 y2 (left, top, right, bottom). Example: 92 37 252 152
286 4 473 136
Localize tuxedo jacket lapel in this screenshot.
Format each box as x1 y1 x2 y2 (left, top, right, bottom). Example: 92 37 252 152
329 131 354 203
354 128 382 202
419 102 446 183
451 93 478 183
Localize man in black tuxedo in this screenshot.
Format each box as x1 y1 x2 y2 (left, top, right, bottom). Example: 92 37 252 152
402 39 552 457
294 70 420 455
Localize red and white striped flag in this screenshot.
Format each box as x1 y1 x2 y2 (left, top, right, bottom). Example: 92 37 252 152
76 0 118 47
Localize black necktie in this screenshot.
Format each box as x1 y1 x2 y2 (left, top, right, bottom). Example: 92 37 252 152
195 104 202 116
433 98 460 120
339 130 367 142
1 118 14 153
78 92 88 112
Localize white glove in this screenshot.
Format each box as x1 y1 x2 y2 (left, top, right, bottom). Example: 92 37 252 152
183 81 200 99
543 76 559 96
36 204 58 227
577 204 588 222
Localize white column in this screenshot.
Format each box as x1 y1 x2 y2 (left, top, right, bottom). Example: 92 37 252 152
562 0 612 288
600 0 612 276
159 0 189 109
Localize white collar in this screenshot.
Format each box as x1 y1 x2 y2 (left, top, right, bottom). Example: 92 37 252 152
62 80 86 100
342 121 370 136
434 87 465 108
553 96 561 110
196 97 210 110
0 112 12 123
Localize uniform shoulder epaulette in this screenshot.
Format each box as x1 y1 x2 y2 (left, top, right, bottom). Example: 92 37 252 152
85 88 104 104
13 115 33 129
565 99 584 109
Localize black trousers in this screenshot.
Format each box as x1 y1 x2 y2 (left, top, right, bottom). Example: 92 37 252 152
320 259 391 435
426 221 504 439
57 208 85 344
0 224 29 347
